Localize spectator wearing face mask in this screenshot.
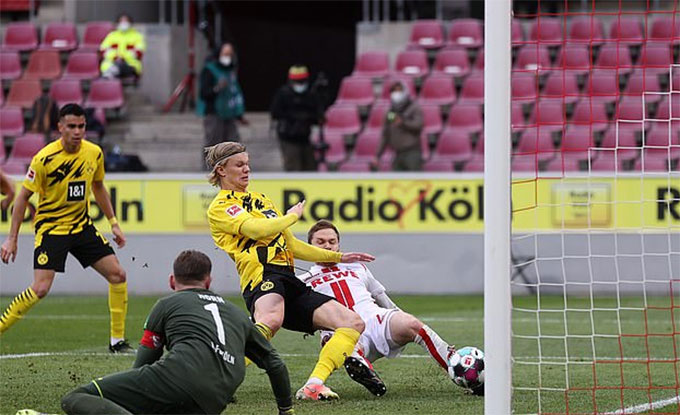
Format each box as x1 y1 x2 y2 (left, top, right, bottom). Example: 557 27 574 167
197 43 248 161
372 82 424 171
100 13 146 79
270 65 323 171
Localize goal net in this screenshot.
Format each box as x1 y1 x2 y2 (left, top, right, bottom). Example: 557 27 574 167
505 2 680 414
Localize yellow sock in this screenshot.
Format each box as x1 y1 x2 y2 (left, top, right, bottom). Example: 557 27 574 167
0 287 40 334
108 282 128 340
246 322 274 366
309 327 360 383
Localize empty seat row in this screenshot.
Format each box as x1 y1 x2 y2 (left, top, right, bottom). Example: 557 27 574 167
0 78 123 112
0 50 100 81
1 21 113 52
0 133 45 174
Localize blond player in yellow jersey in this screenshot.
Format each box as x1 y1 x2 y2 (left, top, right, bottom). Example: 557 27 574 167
206 141 375 401
0 104 133 353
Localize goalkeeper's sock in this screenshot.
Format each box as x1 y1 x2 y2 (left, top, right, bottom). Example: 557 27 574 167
0 287 40 334
108 282 128 343
308 327 360 384
414 325 450 370
61 390 131 414
245 322 274 366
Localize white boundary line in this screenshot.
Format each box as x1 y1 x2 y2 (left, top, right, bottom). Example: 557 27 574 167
604 395 680 414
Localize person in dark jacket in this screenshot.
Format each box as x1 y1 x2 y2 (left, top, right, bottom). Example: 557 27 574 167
197 43 248 167
270 65 323 171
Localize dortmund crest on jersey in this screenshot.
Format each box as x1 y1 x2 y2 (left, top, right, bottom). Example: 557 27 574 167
37 252 49 265
261 281 274 291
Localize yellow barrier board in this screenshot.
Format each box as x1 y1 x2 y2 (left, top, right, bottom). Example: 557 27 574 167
0 176 677 234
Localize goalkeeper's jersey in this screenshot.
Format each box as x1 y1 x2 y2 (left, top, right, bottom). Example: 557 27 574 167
207 189 294 293
298 263 387 321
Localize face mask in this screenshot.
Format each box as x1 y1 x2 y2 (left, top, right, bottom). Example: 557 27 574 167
292 83 308 93
390 91 406 104
117 21 131 31
219 56 232 67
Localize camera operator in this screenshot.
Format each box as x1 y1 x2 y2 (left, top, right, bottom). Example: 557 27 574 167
270 65 324 171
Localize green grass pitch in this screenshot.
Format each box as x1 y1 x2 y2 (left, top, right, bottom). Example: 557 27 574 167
1 294 678 414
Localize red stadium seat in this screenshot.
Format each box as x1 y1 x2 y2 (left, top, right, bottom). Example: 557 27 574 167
80 21 114 52
609 17 645 45
447 102 483 134
432 48 470 78
394 50 429 78
545 126 595 171
84 79 124 109
348 130 382 163
422 159 454 171
557 45 592 76
459 73 484 104
512 127 558 171
0 51 22 80
654 94 680 121
419 75 456 107
2 22 38 52
49 79 83 107
335 76 374 107
634 128 680 171
408 20 444 49
595 44 634 74
530 100 565 132
316 132 348 164
377 75 417 104
568 16 605 45
541 72 581 104
62 52 100 80
474 49 484 72
570 98 610 132
0 159 29 174
448 19 483 48
515 45 553 72
0 108 25 137
512 73 538 103
421 104 443 136
529 18 563 45
323 105 361 136
649 16 680 44
40 22 78 51
23 50 62 81
591 128 639 171
586 70 620 104
624 71 663 102
0 88 4 107
637 43 673 75
353 51 390 79
364 102 389 133
511 101 529 131
512 19 524 45
7 133 44 163
430 128 473 162
0 136 5 161
6 79 42 109
615 96 646 123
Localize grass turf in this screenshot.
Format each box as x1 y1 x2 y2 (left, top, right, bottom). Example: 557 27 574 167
1 294 678 414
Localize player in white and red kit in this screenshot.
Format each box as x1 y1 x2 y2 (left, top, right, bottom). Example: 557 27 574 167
298 220 455 396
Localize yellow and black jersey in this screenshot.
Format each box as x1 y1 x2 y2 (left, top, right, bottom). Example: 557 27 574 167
23 139 105 240
207 189 341 293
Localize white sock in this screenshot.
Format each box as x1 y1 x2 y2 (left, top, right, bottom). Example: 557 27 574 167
110 337 124 346
413 325 450 370
306 377 324 386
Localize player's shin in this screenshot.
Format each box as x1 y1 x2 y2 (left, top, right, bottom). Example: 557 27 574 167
108 282 128 344
61 390 131 415
245 322 275 366
413 325 451 370
308 327 360 384
0 287 40 334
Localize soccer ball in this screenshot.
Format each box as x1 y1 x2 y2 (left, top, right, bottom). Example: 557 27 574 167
448 346 485 396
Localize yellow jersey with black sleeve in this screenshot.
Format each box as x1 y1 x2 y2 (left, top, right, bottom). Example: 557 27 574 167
208 189 342 293
23 139 105 240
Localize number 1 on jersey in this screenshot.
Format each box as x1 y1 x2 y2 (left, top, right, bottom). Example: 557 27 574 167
330 280 355 310
203 303 226 345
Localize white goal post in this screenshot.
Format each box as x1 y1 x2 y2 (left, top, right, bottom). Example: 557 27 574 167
483 0 513 414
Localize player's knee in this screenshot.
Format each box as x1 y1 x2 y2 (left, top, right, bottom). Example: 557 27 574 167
109 267 126 284
347 313 365 333
406 315 424 338
258 314 283 333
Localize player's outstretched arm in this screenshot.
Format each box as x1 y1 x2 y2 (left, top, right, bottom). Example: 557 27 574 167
341 252 376 263
245 325 294 414
0 186 32 264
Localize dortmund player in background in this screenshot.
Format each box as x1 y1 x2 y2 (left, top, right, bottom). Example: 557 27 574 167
0 104 133 353
205 141 375 401
54 250 294 415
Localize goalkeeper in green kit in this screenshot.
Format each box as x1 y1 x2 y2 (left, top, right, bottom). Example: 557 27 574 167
28 250 294 415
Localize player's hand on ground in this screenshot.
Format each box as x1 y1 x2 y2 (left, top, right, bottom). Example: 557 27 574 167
112 224 126 248
0 238 18 263
287 200 306 219
341 252 375 263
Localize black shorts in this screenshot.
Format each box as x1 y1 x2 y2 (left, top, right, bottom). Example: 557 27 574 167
76 367 205 415
243 264 334 334
34 224 115 272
